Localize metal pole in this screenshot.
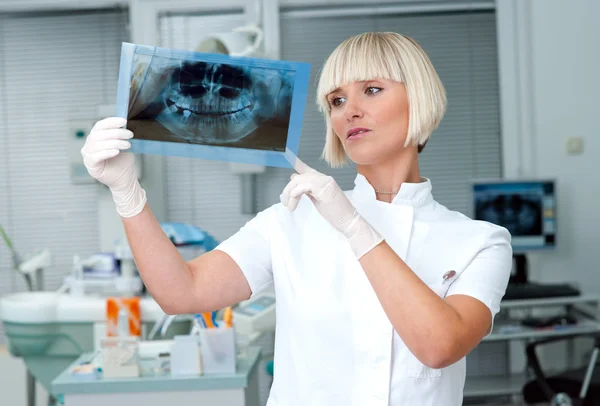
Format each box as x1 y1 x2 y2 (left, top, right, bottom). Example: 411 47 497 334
36 267 44 291
24 267 45 406
579 347 599 400
27 368 35 406
240 174 258 214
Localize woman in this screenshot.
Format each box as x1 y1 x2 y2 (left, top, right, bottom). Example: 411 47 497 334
81 32 512 406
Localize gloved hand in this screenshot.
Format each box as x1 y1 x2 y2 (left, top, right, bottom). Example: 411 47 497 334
81 117 147 218
280 158 383 259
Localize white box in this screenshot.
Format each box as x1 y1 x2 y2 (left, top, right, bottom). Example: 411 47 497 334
170 335 202 377
199 326 237 375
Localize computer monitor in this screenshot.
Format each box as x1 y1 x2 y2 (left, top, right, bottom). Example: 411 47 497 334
472 179 556 252
471 179 557 285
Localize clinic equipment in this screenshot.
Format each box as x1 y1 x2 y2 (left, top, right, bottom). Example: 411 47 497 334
0 223 21 268
61 253 143 298
0 222 219 400
224 306 233 328
231 291 276 403
0 290 190 399
160 222 219 249
233 292 276 337
52 346 262 406
471 179 580 300
1 224 54 406
196 24 264 58
101 336 141 379
198 320 237 375
0 221 249 400
170 335 203 377
0 223 52 292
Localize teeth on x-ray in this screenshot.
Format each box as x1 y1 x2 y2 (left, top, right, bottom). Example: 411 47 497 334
129 57 295 146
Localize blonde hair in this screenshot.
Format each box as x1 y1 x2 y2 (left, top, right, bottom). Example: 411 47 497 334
316 32 447 167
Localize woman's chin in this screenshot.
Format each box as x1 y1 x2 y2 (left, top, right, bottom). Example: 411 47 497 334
345 145 389 166
344 141 414 166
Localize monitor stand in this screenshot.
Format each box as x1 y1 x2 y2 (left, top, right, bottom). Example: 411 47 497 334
504 254 581 300
510 254 529 285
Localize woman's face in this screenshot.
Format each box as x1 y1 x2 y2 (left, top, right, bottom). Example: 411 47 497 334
327 78 411 165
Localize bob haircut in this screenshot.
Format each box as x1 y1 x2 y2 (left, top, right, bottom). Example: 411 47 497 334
316 32 447 168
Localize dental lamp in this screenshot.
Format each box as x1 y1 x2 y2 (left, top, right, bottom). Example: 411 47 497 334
195 25 265 58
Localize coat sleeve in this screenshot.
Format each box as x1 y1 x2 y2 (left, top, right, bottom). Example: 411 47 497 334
445 225 513 332
214 206 275 297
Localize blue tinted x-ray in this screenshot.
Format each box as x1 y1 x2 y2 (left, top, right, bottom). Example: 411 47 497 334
116 43 309 169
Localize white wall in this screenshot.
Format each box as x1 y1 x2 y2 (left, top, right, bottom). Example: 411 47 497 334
497 0 600 292
529 0 600 291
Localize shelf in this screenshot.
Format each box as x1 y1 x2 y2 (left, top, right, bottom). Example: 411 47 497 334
484 319 600 342
500 294 599 309
467 294 600 401
464 372 527 398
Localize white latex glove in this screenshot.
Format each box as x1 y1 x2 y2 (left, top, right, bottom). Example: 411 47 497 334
81 117 147 218
280 158 383 259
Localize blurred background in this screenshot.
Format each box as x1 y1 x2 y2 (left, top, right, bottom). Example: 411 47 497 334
0 0 598 405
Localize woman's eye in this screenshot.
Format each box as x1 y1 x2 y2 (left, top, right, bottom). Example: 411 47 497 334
366 86 382 95
330 97 345 107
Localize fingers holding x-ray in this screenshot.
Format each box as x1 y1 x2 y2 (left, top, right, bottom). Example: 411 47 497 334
280 176 318 211
90 149 121 164
280 157 312 210
280 162 380 259
84 140 131 164
94 139 131 152
82 138 130 169
92 128 134 142
91 117 127 133
83 147 120 167
280 166 335 212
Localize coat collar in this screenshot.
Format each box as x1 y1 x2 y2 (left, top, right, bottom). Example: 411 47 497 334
351 173 433 207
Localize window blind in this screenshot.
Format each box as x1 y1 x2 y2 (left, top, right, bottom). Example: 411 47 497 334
0 9 129 341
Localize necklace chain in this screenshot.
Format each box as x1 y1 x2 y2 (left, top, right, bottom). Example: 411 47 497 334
375 190 398 195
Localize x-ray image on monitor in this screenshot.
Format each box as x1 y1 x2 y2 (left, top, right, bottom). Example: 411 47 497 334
116 42 310 169
475 193 542 236
472 180 557 251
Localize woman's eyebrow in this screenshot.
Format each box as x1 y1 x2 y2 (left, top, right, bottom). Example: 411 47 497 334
328 79 382 97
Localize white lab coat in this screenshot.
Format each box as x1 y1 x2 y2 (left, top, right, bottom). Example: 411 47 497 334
216 174 512 406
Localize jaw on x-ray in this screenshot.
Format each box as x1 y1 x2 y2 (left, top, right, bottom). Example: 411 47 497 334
127 54 295 151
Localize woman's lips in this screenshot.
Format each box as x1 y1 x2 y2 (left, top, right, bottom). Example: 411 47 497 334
347 129 371 140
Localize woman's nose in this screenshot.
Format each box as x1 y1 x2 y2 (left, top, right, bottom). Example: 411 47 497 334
343 100 364 121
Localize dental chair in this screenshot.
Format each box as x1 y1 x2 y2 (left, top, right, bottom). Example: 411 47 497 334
522 334 600 405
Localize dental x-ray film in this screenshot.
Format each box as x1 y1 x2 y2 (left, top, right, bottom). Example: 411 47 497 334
116 42 310 168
